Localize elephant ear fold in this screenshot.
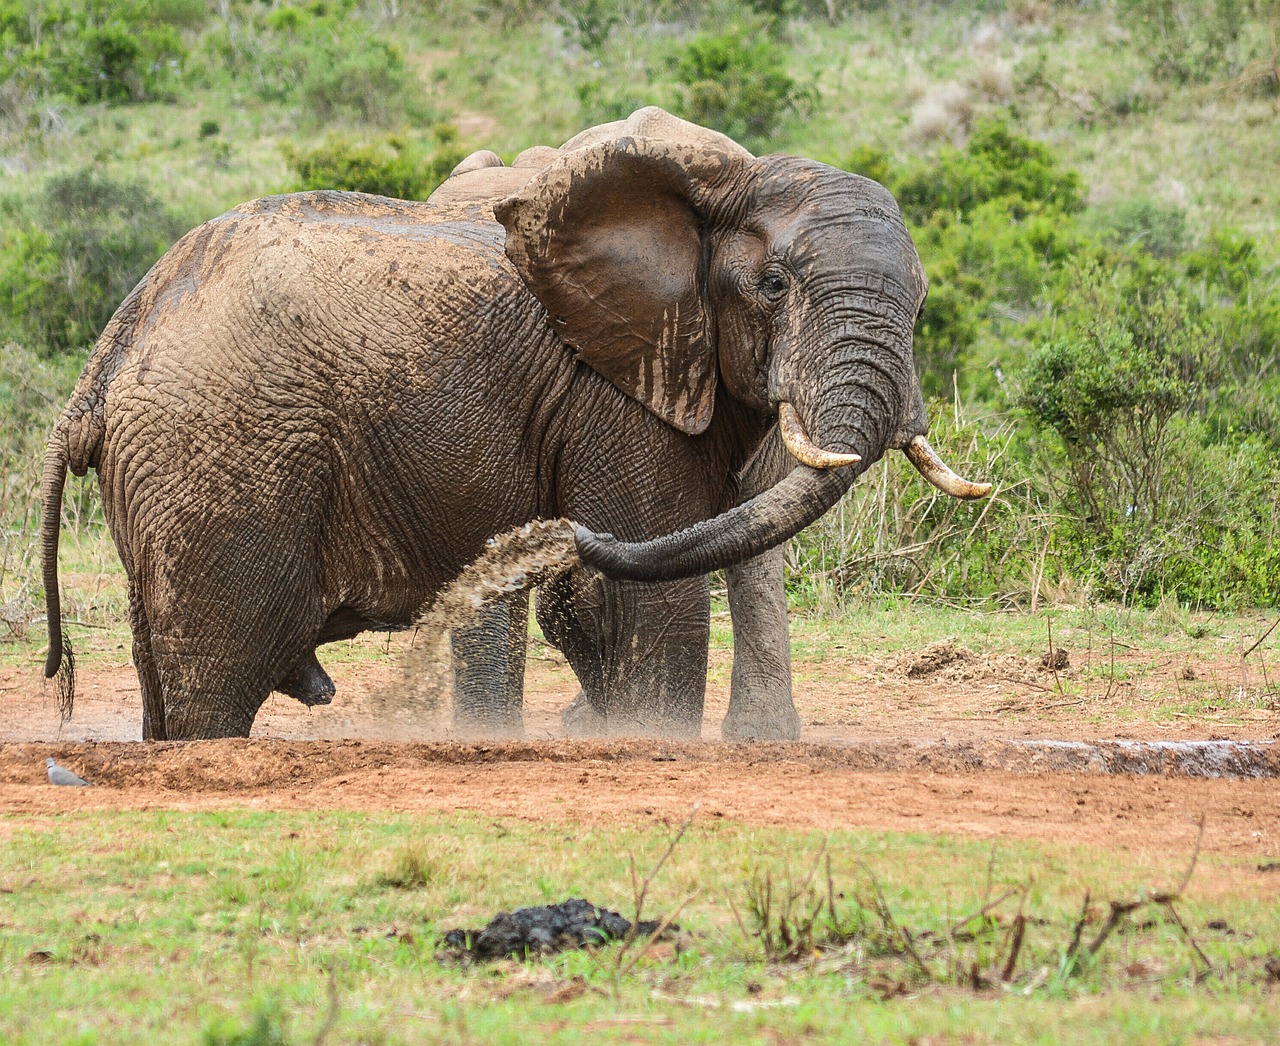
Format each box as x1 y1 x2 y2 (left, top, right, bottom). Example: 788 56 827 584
494 118 749 436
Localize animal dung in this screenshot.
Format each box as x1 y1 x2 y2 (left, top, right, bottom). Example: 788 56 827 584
440 898 668 960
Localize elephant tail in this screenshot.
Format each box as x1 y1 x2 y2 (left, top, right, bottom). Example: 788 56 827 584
41 428 75 722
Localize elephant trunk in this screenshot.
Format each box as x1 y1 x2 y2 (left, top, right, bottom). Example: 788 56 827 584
574 455 858 583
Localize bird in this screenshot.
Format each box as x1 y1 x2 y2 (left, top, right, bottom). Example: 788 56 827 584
45 757 91 786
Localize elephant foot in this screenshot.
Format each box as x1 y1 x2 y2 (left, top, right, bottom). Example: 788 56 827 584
721 700 801 742
561 692 607 738
452 710 525 740
278 653 335 707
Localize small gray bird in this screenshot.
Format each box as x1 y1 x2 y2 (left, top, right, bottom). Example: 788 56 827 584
45 757 91 787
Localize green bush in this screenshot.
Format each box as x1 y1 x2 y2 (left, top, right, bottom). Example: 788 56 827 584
0 0 188 104
669 28 815 150
1115 0 1260 86
890 120 1083 225
0 170 186 357
200 3 416 125
283 130 466 200
1089 198 1188 259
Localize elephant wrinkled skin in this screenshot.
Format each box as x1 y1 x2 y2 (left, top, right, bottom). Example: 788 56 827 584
41 107 987 741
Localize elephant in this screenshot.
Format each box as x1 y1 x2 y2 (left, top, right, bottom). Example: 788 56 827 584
40 106 988 741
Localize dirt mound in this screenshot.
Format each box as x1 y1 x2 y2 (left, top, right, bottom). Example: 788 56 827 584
897 640 1056 687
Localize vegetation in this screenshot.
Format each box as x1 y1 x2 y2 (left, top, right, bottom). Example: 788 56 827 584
1 0 1279 618
1 808 1276 1044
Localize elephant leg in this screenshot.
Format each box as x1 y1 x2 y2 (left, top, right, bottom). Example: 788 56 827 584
127 582 166 741
450 590 528 738
278 652 335 707
539 568 708 739
722 545 800 740
536 573 605 737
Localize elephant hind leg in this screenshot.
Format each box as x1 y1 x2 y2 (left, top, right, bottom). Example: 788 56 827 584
278 651 335 706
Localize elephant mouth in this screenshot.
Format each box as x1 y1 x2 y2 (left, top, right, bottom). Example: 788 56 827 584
777 402 992 500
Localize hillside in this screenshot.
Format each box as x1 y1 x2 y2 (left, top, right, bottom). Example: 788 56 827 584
2 0 1279 610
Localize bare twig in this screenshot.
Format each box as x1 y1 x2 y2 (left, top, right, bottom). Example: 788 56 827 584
312 965 341 1046
615 801 699 971
1243 617 1280 659
1047 617 1064 696
1063 891 1091 972
616 892 698 978
948 887 1020 938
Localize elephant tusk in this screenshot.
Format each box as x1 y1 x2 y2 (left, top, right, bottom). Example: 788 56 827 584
904 435 993 500
778 403 862 469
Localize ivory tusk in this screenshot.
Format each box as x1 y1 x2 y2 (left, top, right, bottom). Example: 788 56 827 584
904 434 993 500
778 403 862 469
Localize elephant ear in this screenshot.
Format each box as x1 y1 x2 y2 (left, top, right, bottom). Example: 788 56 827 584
494 109 751 435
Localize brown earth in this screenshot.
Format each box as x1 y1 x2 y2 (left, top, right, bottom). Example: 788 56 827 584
2 632 1279 866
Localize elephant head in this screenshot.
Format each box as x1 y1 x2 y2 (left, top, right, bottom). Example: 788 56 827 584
493 107 989 582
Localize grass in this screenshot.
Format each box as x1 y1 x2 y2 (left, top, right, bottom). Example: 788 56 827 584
0 809 1277 1044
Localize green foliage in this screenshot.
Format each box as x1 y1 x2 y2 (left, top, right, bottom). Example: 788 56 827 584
0 170 186 358
200 2 416 125
891 120 1083 224
282 128 467 200
1114 0 1262 85
202 1003 292 1046
558 0 620 51
669 27 816 150
0 0 188 103
1088 198 1188 259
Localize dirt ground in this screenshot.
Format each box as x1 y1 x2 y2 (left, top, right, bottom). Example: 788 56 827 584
2 635 1278 866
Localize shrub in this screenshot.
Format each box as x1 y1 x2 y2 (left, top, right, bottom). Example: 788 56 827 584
198 118 221 139
0 0 188 104
1089 198 1187 259
669 28 816 150
1114 0 1259 85
199 3 416 125
891 120 1083 224
283 129 466 200
0 170 186 357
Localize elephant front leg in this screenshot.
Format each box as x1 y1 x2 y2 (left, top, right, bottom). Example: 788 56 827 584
539 569 708 739
450 590 528 738
722 545 800 741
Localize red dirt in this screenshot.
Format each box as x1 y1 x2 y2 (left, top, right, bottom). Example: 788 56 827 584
2 632 1278 864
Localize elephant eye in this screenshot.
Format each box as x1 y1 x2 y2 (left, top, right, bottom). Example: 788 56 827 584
759 270 789 301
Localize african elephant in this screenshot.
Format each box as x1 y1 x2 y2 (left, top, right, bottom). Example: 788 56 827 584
41 107 987 741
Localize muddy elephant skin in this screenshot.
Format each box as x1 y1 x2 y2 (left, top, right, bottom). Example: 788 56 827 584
41 107 982 741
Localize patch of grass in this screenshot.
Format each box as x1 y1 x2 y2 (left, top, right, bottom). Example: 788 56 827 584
0 810 1276 1043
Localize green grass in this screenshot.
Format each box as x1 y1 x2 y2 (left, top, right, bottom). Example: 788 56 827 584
0 810 1277 1044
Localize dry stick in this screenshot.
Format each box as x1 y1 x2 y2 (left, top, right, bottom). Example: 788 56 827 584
1086 898 1144 958
1243 616 1280 659
616 892 699 979
312 966 341 1046
1159 901 1213 981
947 887 1021 938
616 801 700 970
1063 890 1091 972
861 863 933 980
1046 617 1065 696
1000 889 1030 983
1152 814 1206 904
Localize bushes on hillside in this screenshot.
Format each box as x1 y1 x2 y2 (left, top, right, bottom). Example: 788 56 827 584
0 0 189 103
282 128 467 200
200 2 417 125
0 170 186 357
827 123 1280 607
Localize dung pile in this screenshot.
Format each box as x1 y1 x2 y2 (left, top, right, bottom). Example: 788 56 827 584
386 518 580 726
441 898 665 960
